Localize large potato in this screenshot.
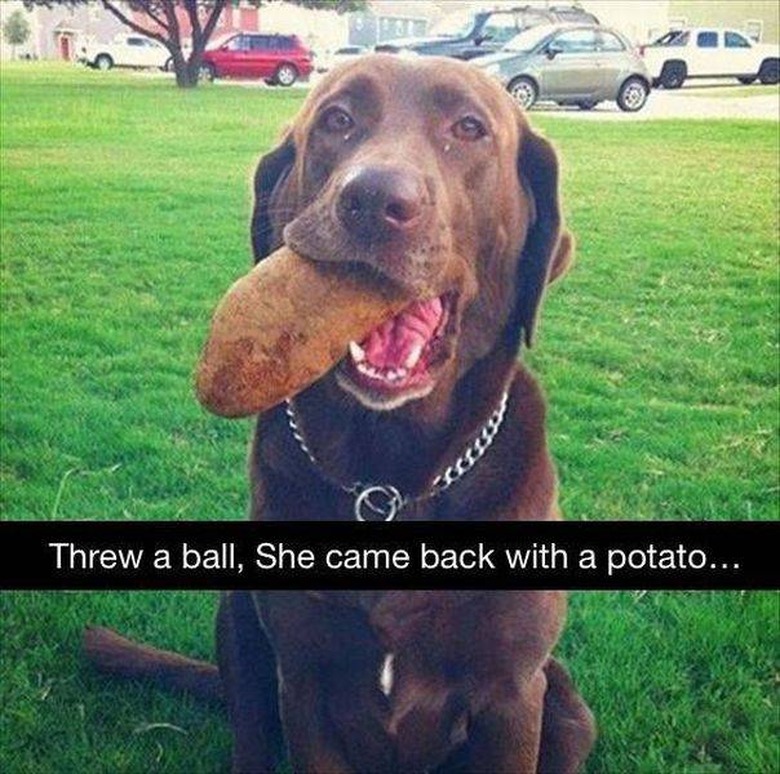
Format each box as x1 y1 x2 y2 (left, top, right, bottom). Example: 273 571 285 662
196 246 407 417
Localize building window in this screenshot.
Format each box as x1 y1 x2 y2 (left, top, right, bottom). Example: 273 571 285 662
744 20 763 42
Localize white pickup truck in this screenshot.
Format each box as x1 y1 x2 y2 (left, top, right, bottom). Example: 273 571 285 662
642 28 779 88
79 34 172 71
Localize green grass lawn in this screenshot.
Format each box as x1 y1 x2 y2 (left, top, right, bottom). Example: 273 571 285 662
1 62 778 773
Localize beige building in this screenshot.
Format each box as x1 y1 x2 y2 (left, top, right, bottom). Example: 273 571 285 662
668 1 778 43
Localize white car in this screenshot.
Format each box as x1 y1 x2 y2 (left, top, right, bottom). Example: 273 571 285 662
79 34 171 71
642 28 779 88
316 45 369 73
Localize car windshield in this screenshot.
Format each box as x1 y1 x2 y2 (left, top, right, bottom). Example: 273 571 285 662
208 32 236 50
651 30 686 46
429 11 474 39
503 25 556 53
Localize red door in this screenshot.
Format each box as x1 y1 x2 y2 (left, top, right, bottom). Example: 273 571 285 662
240 8 258 30
218 34 251 77
59 36 71 60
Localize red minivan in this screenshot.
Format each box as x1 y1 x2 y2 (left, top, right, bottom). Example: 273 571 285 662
201 33 313 85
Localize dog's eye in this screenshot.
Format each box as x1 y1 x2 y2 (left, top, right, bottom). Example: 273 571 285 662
452 116 487 141
321 107 355 134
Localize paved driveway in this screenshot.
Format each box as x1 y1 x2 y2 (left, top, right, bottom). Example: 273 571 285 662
218 70 778 121
528 83 779 121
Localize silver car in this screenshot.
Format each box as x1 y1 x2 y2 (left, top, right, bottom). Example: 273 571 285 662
473 24 651 112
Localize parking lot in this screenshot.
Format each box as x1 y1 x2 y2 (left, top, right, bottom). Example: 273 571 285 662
230 70 778 121
541 83 779 120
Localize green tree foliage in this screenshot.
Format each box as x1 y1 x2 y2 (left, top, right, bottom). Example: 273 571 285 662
3 9 32 58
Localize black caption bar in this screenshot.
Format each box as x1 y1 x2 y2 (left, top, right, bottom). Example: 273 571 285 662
0 520 777 590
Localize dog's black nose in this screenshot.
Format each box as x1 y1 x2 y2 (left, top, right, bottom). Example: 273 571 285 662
337 166 423 240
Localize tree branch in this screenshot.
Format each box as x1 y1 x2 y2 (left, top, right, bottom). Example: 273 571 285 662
132 1 169 32
160 1 182 50
183 0 226 52
201 1 227 45
185 0 202 44
100 1 169 47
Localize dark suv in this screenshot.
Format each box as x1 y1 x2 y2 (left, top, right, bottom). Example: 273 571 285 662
375 5 599 60
201 33 313 85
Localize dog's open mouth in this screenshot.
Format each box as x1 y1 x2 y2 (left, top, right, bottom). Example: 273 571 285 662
337 292 457 408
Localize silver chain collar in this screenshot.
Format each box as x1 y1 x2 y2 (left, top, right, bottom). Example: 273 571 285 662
284 389 510 522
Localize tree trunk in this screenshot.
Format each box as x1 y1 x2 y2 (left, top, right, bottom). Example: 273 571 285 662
168 50 196 89
170 48 205 89
100 0 227 89
175 64 199 89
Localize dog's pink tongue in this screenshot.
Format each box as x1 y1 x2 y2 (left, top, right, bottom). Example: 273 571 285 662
362 297 443 369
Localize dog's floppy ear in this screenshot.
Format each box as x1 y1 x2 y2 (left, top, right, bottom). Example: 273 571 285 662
515 128 573 347
250 134 296 263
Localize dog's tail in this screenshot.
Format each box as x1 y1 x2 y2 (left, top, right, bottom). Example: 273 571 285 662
83 626 224 704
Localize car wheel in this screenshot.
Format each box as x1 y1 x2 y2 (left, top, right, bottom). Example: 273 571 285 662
95 54 113 71
508 77 537 110
758 58 779 85
737 75 756 85
199 63 216 82
164 57 174 72
617 77 649 112
659 61 686 89
576 101 599 110
274 64 298 87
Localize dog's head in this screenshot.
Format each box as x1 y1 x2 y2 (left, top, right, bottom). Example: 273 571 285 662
251 56 571 413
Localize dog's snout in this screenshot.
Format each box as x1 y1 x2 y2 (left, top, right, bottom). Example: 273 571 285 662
337 166 424 239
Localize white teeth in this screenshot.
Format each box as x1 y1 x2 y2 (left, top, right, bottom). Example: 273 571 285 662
349 341 366 363
404 344 424 370
355 362 409 384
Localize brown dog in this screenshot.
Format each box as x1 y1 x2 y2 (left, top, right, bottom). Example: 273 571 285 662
85 54 595 773
217 55 594 773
